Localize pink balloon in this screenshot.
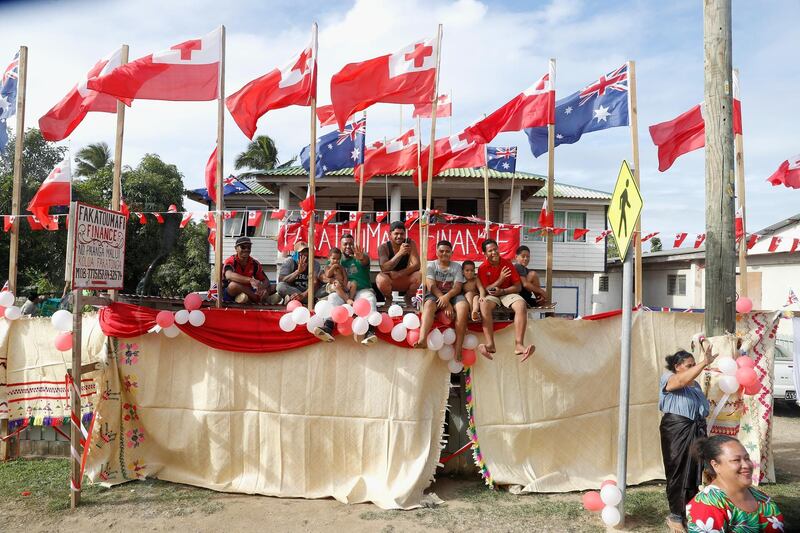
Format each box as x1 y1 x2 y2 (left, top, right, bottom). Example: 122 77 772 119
406 328 421 347
286 300 302 312
436 310 452 326
54 331 73 352
736 367 758 387
461 349 476 366
736 356 755 369
600 479 617 488
331 305 349 324
582 491 604 512
743 381 761 396
353 298 372 318
735 296 753 314
184 293 203 311
337 317 353 336
156 310 175 329
378 313 394 334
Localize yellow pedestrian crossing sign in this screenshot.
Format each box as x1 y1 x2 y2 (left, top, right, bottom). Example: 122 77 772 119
608 160 643 261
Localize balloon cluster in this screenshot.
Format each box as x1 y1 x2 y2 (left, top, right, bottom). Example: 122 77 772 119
437 332 479 373
0 291 22 321
155 293 206 338
279 297 388 337
582 479 622 527
51 309 74 351
717 354 759 395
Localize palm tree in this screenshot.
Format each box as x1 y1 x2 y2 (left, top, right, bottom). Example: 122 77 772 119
74 142 112 177
234 135 295 176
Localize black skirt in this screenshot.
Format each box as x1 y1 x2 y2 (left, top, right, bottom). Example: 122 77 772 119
659 412 706 517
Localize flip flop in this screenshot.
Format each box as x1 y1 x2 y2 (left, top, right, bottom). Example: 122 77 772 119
476 344 494 360
516 345 536 362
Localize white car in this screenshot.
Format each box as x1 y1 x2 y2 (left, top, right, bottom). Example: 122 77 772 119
773 345 796 404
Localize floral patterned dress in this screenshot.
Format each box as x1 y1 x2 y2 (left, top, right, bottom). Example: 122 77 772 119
687 485 784 532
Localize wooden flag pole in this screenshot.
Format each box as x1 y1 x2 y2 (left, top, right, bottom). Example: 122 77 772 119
733 68 747 297
307 23 319 312
481 156 490 234
67 202 82 508
627 60 643 307
422 24 443 291
356 111 366 243
416 116 426 293
214 26 226 309
109 44 128 303
545 58 555 305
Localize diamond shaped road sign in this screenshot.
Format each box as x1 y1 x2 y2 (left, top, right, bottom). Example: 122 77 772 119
607 160 643 261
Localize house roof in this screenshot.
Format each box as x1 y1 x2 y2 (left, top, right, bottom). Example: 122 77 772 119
533 183 612 200
250 165 546 182
752 213 800 236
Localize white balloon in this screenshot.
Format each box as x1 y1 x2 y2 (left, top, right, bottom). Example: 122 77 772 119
4 306 21 321
438 345 455 361
291 306 311 325
387 304 403 318
463 334 479 350
279 313 297 332
367 311 383 327
600 484 622 506
352 316 370 336
390 323 408 342
306 313 325 334
343 303 354 316
601 506 621 527
51 309 73 331
174 309 190 325
719 375 740 394
0 291 15 307
188 310 206 327
314 300 333 320
427 329 444 351
442 328 456 345
447 359 464 373
717 357 737 376
402 313 421 330
163 325 180 338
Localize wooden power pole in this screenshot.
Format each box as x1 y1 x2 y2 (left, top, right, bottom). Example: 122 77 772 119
703 0 736 335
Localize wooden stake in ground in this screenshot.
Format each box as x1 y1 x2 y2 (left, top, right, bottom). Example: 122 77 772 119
109 44 128 303
733 68 748 297
703 0 736 335
306 23 319 311
8 46 28 296
627 60 644 307
66 202 83 508
545 58 556 304
214 26 226 309
421 24 443 292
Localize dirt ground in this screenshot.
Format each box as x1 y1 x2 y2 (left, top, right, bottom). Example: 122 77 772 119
2 402 799 532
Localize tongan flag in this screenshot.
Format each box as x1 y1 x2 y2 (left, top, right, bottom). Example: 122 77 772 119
330 37 437 130
28 156 71 221
413 94 451 118
0 52 19 152
226 30 317 139
486 146 517 173
362 128 418 182
466 68 554 144
39 48 131 142
525 64 629 157
767 154 800 189
415 130 486 184
300 118 366 178
88 28 221 101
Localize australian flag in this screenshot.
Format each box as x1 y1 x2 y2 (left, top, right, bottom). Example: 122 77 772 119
0 52 19 152
300 118 366 178
525 64 629 157
487 146 517 173
191 175 249 202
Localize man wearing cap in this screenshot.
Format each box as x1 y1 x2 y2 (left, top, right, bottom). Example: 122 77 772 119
223 236 279 304
277 240 327 304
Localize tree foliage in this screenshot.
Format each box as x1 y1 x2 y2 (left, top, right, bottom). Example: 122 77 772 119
650 236 663 253
74 142 111 177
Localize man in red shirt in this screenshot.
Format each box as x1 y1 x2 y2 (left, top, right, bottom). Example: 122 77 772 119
223 236 278 304
477 239 535 361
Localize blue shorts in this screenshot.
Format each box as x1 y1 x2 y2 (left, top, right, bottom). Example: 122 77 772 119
222 285 256 302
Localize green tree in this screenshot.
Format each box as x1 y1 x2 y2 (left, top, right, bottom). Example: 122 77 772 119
74 142 112 177
606 236 620 261
233 135 296 176
650 236 663 253
155 221 211 296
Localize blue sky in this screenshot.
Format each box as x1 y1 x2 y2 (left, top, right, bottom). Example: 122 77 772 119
1 0 798 241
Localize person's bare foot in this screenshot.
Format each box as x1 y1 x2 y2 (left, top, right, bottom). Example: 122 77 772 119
515 344 535 362
476 344 494 360
470 309 480 322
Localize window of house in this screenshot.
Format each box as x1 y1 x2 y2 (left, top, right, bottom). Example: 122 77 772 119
522 209 587 243
599 275 609 292
447 199 479 218
336 202 357 223
667 274 687 296
223 211 246 237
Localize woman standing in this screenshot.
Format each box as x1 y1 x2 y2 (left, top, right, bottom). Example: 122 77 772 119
687 435 784 532
660 348 716 532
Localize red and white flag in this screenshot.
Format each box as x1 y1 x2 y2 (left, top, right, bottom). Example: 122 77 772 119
3 215 15 232
413 94 452 119
465 68 555 144
375 211 388 223
330 36 438 131
180 212 194 228
205 146 218 203
538 198 554 228
746 234 760 250
270 209 286 220
316 104 354 127
27 156 71 221
415 130 486 184
154 213 165 224
247 210 263 228
673 232 688 248
88 28 222 101
766 154 800 189
362 128 418 182
595 229 611 243
119 198 130 218
322 210 337 226
572 228 590 241
227 31 317 139
735 206 744 240
135 212 147 225
694 233 706 248
39 48 131 141
768 236 782 253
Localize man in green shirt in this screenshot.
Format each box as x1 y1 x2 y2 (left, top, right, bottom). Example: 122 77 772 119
315 233 377 344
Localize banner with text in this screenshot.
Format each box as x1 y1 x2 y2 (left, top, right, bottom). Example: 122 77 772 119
71 203 127 289
277 222 521 261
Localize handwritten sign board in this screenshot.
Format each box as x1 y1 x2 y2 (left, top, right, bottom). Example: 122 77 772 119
70 202 127 289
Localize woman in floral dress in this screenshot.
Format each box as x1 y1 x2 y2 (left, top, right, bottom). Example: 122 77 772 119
687 435 784 532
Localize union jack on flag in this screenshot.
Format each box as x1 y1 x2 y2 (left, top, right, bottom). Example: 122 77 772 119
579 64 628 106
2 53 18 84
337 118 367 145
487 146 517 173
787 289 799 306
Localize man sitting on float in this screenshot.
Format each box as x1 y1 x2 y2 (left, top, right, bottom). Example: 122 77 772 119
376 221 422 307
277 241 327 304
223 236 279 304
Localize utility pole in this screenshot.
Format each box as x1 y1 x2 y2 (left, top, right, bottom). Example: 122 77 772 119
703 0 736 335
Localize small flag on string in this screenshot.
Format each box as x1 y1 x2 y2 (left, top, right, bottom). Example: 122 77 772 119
768 236 782 252
322 210 337 226
735 206 744 240
746 234 759 250
247 210 263 228
154 213 164 224
573 228 589 241
203 212 216 229
180 212 193 228
3 215 14 232
694 234 706 248
168 204 178 213
595 229 611 243
135 212 147 225
119 199 130 218
790 238 800 254
786 289 798 306
375 211 388 223
270 209 286 220
208 228 216 248
404 210 419 228
348 211 362 231
300 195 315 225
641 232 659 242
673 232 688 248
538 198 554 228
552 227 566 236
